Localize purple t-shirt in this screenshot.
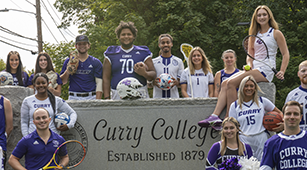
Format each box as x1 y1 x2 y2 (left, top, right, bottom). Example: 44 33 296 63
11 129 66 170
60 55 103 92
104 45 152 89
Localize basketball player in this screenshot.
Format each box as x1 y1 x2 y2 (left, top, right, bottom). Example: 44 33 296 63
150 34 184 98
228 75 283 161
260 101 307 170
60 35 103 100
103 21 156 100
285 60 307 131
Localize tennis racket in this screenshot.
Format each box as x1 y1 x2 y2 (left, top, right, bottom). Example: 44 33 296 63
39 140 86 170
242 35 283 81
180 43 194 97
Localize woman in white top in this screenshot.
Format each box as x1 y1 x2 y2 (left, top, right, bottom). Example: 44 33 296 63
198 5 289 128
180 47 214 98
21 73 77 136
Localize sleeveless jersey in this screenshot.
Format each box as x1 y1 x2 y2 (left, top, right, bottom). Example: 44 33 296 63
180 68 214 97
206 141 252 170
254 27 278 70
0 96 6 151
104 45 152 89
60 55 102 92
220 68 240 83
285 86 307 131
229 97 275 135
260 130 307 170
152 55 184 98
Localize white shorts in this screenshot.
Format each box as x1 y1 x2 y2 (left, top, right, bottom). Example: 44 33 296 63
239 131 269 161
111 86 149 100
68 91 96 100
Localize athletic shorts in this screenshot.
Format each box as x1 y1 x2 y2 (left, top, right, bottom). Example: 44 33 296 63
255 66 275 83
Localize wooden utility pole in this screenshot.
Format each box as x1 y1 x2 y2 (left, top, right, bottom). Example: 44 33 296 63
36 0 43 52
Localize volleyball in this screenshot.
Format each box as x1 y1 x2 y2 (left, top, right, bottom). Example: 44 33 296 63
0 71 13 86
55 112 70 128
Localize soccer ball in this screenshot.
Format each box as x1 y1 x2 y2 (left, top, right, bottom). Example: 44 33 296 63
55 112 70 128
157 73 173 90
0 71 13 86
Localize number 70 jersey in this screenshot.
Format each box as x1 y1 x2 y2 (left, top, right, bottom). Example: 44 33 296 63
285 86 307 131
104 45 152 90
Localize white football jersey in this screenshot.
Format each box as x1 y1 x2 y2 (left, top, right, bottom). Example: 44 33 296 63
285 86 307 130
180 68 214 98
229 97 275 135
152 55 184 98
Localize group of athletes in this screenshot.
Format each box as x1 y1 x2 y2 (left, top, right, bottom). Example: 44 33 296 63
1 3 307 170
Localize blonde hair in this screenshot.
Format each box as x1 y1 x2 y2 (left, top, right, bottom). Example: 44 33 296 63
237 76 263 109
249 5 279 35
221 49 237 68
299 60 307 70
188 47 212 75
220 117 245 156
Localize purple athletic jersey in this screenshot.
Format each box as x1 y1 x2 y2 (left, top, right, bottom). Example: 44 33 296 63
260 130 307 170
220 68 239 83
3 70 29 87
104 45 152 89
0 96 7 151
60 55 102 92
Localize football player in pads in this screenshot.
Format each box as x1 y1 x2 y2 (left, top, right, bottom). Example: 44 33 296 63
103 21 156 100
228 75 283 161
285 60 307 131
260 101 307 170
150 34 184 98
60 35 103 100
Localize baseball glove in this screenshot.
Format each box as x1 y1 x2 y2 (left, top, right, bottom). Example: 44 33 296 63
46 70 58 89
67 51 79 75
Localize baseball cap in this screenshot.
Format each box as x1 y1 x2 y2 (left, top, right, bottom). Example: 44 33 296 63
75 35 89 44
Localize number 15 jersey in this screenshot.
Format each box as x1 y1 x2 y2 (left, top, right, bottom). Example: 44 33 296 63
104 45 152 89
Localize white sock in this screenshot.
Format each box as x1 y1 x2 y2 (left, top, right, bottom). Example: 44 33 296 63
211 114 218 117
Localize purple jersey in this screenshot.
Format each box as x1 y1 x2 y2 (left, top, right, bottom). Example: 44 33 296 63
220 68 239 83
28 72 63 86
104 45 152 89
11 129 66 170
206 141 253 170
0 96 6 151
7 71 29 87
260 130 307 170
60 55 102 92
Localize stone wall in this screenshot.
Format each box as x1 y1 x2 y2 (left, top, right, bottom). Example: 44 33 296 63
0 82 275 170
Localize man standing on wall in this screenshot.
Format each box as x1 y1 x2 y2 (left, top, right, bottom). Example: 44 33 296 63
103 21 156 100
61 35 103 100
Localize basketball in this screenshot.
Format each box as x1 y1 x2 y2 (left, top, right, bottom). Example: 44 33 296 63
55 112 70 128
263 111 283 131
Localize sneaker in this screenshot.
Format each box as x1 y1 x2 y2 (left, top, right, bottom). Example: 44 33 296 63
212 125 223 131
198 115 222 128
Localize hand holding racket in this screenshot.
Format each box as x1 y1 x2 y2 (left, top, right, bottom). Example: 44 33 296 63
39 140 86 170
242 35 284 81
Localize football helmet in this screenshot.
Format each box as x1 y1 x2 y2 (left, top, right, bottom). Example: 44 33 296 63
116 77 144 99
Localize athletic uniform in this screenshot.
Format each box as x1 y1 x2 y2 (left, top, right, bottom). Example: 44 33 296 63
152 55 184 98
60 55 103 100
28 72 63 87
229 97 275 161
260 130 307 170
11 129 66 170
104 45 152 100
0 96 7 169
180 68 214 98
20 95 77 136
285 86 307 131
206 141 253 170
220 68 240 83
254 27 278 82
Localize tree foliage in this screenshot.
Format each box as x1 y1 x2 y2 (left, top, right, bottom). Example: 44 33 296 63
52 0 307 109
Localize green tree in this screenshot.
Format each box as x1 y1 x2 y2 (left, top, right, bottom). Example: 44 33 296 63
53 0 307 109
0 59 5 71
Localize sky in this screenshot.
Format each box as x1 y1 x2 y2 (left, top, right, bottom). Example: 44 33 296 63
0 0 79 71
